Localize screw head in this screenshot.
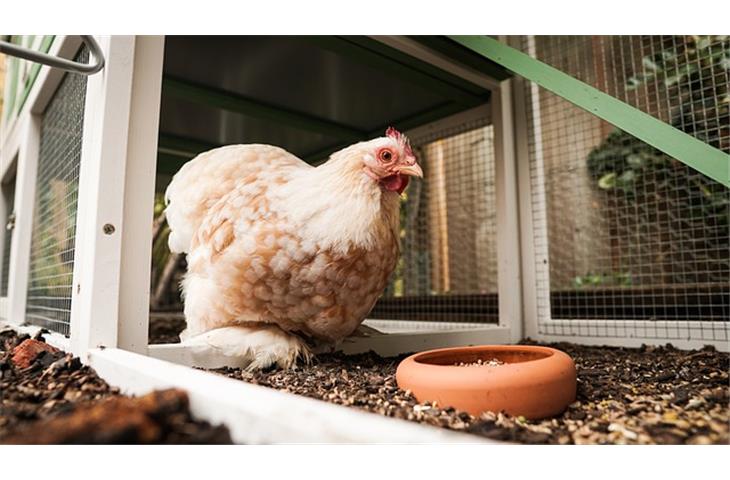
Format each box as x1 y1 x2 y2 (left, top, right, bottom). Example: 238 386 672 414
103 223 115 235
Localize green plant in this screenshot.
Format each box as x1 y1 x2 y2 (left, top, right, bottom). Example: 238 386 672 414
586 36 729 285
573 271 633 289
588 35 729 222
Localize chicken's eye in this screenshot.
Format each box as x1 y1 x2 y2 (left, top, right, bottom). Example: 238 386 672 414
379 149 393 162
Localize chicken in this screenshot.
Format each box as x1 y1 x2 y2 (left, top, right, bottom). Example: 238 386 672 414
165 128 423 370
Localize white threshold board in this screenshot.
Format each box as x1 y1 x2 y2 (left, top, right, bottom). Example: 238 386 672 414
149 319 510 367
87 347 494 444
1 320 502 443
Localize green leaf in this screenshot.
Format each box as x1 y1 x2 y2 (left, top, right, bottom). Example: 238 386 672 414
664 74 681 87
642 56 659 71
618 169 636 184
627 154 646 168
698 183 712 198
598 172 617 189
626 76 642 90
696 36 712 51
661 50 677 62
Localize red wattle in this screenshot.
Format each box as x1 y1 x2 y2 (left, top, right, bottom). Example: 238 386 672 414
380 174 409 194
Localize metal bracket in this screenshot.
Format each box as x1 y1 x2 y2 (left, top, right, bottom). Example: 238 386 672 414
0 35 105 75
5 211 15 231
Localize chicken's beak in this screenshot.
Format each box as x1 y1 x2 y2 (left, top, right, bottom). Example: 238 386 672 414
397 163 423 178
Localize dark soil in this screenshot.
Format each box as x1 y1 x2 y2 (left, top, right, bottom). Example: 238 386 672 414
0 328 231 444
210 343 729 444
149 314 730 444
149 312 187 344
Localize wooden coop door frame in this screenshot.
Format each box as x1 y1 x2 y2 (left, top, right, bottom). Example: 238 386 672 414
67 35 164 359
147 36 524 365
0 35 165 357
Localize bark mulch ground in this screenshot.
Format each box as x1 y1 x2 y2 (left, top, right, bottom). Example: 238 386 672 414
147 315 729 444
147 314 730 444
209 342 728 444
0 328 232 444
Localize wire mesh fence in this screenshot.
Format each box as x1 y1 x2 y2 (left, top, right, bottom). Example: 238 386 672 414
25 47 88 335
369 117 499 323
517 35 729 341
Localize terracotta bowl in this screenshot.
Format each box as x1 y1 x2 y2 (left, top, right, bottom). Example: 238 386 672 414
395 345 576 419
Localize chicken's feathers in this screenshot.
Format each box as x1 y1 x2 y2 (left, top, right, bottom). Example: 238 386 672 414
165 144 308 253
180 324 311 370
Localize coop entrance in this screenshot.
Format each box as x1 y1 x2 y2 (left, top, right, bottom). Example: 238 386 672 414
148 36 517 357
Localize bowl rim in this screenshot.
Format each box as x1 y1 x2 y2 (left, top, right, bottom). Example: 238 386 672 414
408 344 560 369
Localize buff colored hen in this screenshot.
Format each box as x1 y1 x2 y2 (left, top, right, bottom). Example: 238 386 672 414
165 128 422 370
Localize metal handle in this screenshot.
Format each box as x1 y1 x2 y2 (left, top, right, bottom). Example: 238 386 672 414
0 35 105 75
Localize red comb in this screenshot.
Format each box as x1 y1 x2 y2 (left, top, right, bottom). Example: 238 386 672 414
386 126 415 161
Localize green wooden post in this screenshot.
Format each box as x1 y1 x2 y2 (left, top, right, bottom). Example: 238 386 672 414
449 36 730 187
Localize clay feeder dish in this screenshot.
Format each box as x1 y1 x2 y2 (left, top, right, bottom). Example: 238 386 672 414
396 345 576 419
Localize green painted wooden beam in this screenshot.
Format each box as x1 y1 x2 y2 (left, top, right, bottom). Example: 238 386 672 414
449 36 730 187
162 76 366 141
305 36 488 107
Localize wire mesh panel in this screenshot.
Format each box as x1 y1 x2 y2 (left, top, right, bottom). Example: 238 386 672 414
369 117 499 323
518 36 729 342
25 48 88 334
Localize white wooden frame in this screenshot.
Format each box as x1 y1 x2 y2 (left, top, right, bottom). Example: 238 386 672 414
116 36 166 353
0 125 20 321
3 116 39 330
146 38 523 367
511 36 730 352
0 36 164 357
69 36 137 355
87 346 493 443
69 35 164 357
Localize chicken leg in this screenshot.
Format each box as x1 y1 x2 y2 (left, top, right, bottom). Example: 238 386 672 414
180 324 311 371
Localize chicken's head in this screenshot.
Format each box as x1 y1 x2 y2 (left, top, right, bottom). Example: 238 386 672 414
359 127 423 194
